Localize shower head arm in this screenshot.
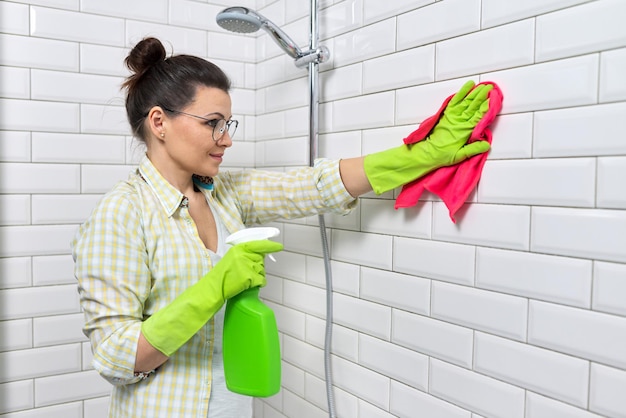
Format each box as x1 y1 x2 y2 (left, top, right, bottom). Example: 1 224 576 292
262 20 302 60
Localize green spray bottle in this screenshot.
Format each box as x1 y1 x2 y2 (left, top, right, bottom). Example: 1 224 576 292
223 227 281 397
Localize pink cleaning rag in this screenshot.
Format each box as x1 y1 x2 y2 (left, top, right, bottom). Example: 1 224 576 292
395 82 503 222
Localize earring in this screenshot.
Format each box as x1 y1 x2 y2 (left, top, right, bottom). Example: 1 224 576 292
160 132 165 138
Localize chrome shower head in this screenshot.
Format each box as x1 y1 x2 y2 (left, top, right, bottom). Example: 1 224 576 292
215 6 263 34
216 6 301 59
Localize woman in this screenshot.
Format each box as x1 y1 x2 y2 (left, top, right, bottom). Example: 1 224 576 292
72 37 492 417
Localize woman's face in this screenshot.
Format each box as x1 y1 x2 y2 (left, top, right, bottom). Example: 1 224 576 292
159 85 234 178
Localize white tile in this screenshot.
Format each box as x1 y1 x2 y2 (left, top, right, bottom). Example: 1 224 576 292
32 254 77 286
283 280 327 319
482 0 590 28
432 281 528 341
266 250 306 283
478 158 596 207
474 332 589 407
0 195 30 226
526 392 606 418
208 32 256 63
0 66 30 99
486 113 533 159
534 103 626 157
430 359 525 418
265 78 308 113
332 229 392 270
363 45 435 93
0 33 79 71
360 266 430 315
318 130 362 160
0 283 80 320
334 293 391 340
125 21 207 57
590 363 626 418
333 19 395 67
282 335 324 378
0 256 31 289
332 91 395 132
436 19 534 81
283 107 308 139
361 198 432 239
0 380 34 414
0 319 32 351
283 388 327 418
9 0 78 9
31 70 124 105
0 1 29 35
483 55 598 114
83 397 110 418
80 104 129 135
0 224 77 259
31 7 125 46
320 64 362 102
359 398 397 418
397 0 480 51
392 310 473 368
82 0 167 22
34 313 87 347
283 223 325 257
597 157 626 209
320 0 363 45
224 140 256 168
270 303 306 341
0 344 81 383
307 257 360 297
282 361 305 397
0 131 31 162
393 237 475 285
0 99 79 133
531 207 626 263
600 47 626 102
0 163 80 194
32 133 126 164
35 370 111 407
32 195 102 225
80 44 130 77
529 300 626 369
332 356 390 410
80 164 134 194
592 261 626 316
359 334 428 390
306 317 358 362
433 203 531 251
536 0 626 62
363 0 430 24
390 380 470 418
476 247 592 308
255 111 285 140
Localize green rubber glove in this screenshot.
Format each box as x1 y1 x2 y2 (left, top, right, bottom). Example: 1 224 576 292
364 80 493 194
141 239 283 357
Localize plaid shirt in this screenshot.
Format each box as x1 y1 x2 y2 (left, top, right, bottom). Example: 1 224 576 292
71 156 356 418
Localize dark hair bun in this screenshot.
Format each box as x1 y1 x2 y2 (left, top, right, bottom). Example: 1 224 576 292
125 37 166 75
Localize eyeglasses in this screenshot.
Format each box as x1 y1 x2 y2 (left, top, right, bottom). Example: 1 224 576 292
161 106 239 142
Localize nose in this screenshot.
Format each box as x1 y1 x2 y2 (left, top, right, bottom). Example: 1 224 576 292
217 130 233 147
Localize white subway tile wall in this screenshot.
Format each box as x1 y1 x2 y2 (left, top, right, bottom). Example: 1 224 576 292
1 1 625 417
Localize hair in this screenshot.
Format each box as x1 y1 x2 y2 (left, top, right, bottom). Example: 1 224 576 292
122 37 232 142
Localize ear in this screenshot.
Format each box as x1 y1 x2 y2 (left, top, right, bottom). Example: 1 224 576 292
146 106 167 140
